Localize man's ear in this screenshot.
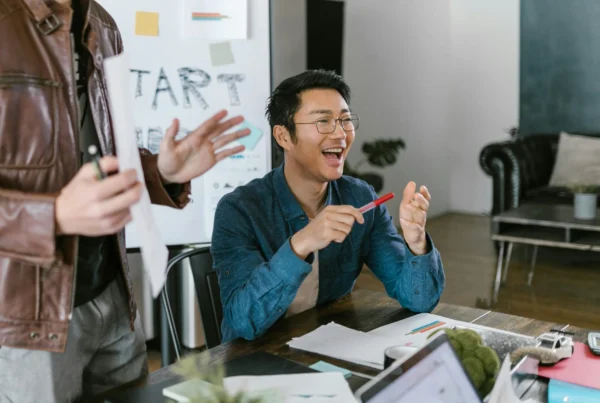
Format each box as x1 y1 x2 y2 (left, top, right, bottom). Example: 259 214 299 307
273 125 294 151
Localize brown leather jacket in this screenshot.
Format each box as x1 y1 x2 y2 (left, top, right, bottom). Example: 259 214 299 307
0 0 190 352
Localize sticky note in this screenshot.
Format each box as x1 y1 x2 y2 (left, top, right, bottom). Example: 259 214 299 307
237 121 263 151
309 361 351 378
135 11 159 37
209 42 235 66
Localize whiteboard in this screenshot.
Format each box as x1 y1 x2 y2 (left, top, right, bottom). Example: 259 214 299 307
95 0 272 248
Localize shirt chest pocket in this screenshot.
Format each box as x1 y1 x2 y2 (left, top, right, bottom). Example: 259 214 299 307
336 232 364 273
0 74 61 169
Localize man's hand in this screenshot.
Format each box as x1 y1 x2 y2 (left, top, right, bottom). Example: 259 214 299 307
55 157 142 236
157 110 251 184
399 181 431 255
290 205 364 259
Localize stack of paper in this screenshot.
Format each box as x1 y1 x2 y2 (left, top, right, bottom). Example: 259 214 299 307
287 322 400 369
224 372 356 403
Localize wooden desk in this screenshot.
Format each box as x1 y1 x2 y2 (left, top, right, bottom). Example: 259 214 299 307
97 289 590 401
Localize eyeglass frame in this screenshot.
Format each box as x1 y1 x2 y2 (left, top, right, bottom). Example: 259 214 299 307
292 114 360 134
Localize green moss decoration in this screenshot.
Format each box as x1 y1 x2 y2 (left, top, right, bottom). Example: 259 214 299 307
427 327 500 398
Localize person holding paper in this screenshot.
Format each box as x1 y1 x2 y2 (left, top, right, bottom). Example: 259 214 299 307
211 70 445 343
0 1 249 402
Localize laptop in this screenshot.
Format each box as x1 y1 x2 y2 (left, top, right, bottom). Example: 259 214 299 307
354 332 483 403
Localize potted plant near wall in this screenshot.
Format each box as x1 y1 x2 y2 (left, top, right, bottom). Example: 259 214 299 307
569 184 599 220
344 138 406 193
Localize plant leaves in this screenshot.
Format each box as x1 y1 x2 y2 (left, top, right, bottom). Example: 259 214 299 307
169 353 265 403
362 139 405 167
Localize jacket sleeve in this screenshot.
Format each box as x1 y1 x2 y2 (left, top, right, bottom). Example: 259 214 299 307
0 188 58 265
211 197 312 341
139 150 191 209
364 188 445 313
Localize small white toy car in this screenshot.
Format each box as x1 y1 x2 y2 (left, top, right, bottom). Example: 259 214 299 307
536 331 575 362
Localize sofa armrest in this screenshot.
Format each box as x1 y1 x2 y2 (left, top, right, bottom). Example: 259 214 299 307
479 136 557 215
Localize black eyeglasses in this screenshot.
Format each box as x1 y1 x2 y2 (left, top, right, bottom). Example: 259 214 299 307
294 114 360 134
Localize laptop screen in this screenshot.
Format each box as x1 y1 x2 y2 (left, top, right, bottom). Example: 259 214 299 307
364 337 482 403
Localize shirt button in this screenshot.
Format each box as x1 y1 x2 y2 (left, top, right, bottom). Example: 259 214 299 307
415 290 420 295
29 332 40 339
48 333 59 341
225 270 230 276
411 261 418 267
278 308 282 313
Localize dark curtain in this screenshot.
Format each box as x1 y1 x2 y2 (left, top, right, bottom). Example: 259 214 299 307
307 0 345 75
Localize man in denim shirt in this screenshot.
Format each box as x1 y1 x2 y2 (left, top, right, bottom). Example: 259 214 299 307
211 70 445 342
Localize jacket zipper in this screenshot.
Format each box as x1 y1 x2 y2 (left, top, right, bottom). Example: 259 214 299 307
68 33 81 321
0 75 61 88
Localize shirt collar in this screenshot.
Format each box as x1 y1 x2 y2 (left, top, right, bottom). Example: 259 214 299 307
273 164 334 221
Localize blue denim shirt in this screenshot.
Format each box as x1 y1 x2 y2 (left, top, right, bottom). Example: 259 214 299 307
211 165 445 342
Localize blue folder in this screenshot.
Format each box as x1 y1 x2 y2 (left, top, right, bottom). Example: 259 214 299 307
548 379 600 403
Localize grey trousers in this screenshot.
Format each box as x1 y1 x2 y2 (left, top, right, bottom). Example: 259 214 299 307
0 276 148 403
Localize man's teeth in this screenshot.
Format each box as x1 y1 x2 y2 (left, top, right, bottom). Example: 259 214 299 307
323 148 343 153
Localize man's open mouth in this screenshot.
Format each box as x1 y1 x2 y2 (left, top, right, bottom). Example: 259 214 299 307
322 148 344 161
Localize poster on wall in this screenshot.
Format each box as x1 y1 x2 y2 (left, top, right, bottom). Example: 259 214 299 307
181 0 248 40
94 0 270 247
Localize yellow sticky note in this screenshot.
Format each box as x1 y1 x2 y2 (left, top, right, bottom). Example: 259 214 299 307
135 11 159 37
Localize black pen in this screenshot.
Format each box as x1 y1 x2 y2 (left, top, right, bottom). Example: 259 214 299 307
88 145 107 180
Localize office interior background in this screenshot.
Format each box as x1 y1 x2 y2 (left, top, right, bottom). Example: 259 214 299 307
137 0 600 366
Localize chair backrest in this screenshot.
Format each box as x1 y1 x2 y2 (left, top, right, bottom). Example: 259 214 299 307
187 247 223 349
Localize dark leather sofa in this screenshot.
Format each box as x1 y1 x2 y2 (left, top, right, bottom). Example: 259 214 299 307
479 134 596 216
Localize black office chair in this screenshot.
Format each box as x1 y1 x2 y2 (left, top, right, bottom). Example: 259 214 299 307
160 247 223 366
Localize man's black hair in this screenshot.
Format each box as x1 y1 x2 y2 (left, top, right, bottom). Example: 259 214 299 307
266 70 351 146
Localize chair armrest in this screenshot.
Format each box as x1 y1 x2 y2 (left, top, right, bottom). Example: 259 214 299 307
479 136 557 215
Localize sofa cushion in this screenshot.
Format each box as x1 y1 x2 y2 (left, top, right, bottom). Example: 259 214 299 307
549 132 600 187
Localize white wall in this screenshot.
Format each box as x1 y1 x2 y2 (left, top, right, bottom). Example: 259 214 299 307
343 0 520 217
343 0 452 221
271 0 307 86
449 1 520 214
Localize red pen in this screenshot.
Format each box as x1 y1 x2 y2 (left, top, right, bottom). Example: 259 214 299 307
359 192 395 213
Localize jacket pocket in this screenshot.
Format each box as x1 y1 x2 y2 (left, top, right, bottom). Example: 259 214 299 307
0 74 61 169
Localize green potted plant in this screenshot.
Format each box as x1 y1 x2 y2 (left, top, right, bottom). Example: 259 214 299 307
344 138 406 193
166 354 272 403
569 184 599 220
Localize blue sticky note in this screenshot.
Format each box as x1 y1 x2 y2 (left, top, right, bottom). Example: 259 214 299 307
310 361 351 378
548 379 600 403
236 121 263 151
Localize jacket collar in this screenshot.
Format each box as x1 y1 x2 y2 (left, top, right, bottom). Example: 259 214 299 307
273 164 334 221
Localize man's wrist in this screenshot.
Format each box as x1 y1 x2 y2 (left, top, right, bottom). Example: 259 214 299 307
290 233 310 260
158 168 174 185
54 199 65 235
407 238 428 256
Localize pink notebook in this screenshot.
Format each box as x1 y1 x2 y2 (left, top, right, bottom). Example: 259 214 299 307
538 342 600 390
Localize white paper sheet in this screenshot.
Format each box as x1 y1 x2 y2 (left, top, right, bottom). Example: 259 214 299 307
103 53 169 298
181 0 248 39
486 356 522 403
224 372 357 403
287 322 401 370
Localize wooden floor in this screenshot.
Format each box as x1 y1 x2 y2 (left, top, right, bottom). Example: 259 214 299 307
356 212 600 331
149 212 600 372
